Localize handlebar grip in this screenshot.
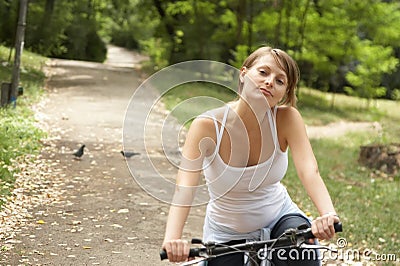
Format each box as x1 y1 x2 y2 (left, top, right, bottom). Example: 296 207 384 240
334 222 343 233
160 248 200 261
160 250 167 260
303 222 342 239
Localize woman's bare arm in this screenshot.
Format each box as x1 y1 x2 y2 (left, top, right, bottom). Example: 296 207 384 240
278 107 339 239
162 117 215 262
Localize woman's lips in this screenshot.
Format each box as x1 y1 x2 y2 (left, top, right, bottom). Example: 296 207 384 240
260 88 273 97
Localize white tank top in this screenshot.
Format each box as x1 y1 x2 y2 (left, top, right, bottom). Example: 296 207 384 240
202 105 289 234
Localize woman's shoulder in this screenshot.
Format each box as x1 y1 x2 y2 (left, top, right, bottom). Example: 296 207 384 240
189 106 227 133
276 105 304 129
196 105 227 122
276 105 302 119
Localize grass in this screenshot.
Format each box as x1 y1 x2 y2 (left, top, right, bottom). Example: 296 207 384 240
161 82 237 126
160 81 400 256
0 45 47 206
297 88 389 125
285 134 399 256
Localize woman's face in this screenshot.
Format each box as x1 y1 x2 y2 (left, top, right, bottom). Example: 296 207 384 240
240 54 288 108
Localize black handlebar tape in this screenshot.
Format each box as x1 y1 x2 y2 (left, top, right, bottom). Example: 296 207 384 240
160 248 200 261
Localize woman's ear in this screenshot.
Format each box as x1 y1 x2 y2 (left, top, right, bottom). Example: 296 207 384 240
239 67 247 83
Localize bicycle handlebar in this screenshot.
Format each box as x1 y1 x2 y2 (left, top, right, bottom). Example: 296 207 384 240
160 223 342 261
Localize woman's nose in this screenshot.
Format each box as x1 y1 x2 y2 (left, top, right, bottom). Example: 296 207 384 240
264 76 273 87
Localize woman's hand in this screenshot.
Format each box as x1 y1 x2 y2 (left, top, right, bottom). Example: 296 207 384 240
311 213 340 240
162 239 190 262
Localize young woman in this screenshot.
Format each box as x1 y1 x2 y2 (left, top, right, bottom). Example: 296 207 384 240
162 46 340 265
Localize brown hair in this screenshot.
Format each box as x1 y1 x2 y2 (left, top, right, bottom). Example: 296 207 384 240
239 46 300 107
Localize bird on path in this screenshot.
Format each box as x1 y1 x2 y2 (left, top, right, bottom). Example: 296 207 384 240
120 150 140 158
73 144 85 159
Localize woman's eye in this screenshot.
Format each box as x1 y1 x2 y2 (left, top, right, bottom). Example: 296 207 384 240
277 79 284 85
259 70 266 75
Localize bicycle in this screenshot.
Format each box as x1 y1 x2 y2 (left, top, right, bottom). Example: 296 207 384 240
160 223 342 265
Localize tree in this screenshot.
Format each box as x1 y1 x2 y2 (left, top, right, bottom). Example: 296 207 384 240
0 0 18 48
10 0 28 106
346 40 398 106
1 0 400 102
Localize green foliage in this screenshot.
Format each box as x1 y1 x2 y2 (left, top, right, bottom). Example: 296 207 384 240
1 0 400 101
103 0 155 49
140 38 170 71
142 0 400 102
346 41 399 104
298 4 358 91
0 108 46 198
0 0 18 48
229 45 250 69
1 0 108 62
61 16 107 63
0 45 47 205
164 0 221 62
391 89 400 101
26 1 71 57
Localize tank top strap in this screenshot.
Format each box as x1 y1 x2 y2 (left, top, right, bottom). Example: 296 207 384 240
215 106 230 152
267 106 278 146
201 106 229 153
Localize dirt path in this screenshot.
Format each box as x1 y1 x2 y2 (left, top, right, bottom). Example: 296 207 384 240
0 46 380 266
0 46 204 266
306 121 381 139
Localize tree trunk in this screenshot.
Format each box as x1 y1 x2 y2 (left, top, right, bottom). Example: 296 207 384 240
45 0 55 15
10 0 28 107
274 0 284 47
284 0 293 50
297 0 311 53
235 0 246 44
152 0 176 63
32 0 55 52
247 0 253 53
295 0 311 99
359 144 400 175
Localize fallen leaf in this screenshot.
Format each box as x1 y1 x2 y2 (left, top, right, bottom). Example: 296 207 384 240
117 209 129 214
110 224 123 229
